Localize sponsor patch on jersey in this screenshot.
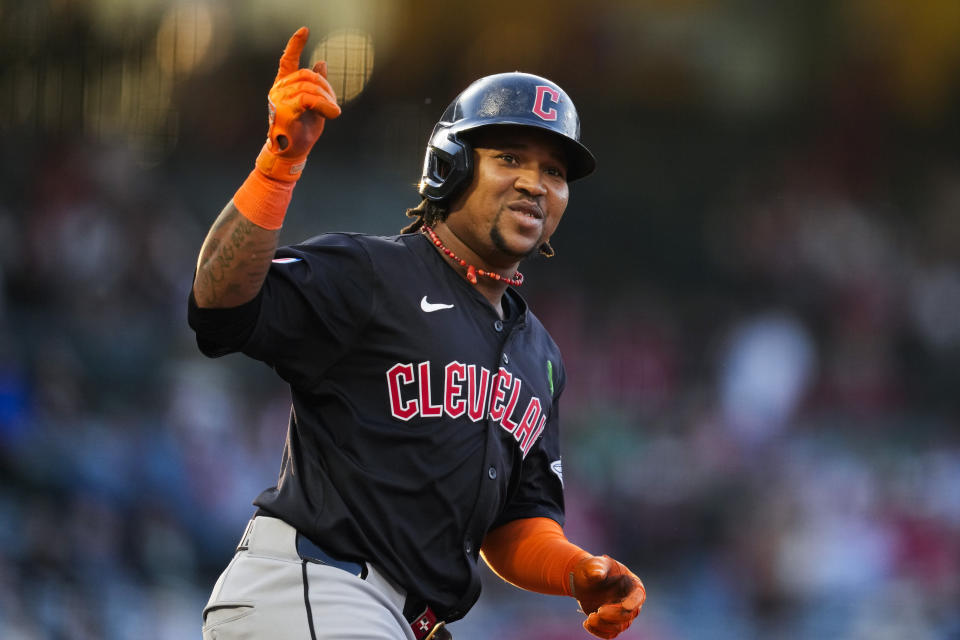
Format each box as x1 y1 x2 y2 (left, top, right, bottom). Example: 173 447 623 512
271 257 302 264
550 459 563 486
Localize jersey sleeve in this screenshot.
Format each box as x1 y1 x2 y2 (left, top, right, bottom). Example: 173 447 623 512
187 233 376 390
491 360 568 529
187 288 262 357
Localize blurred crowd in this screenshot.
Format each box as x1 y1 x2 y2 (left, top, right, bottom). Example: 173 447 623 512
1 124 958 640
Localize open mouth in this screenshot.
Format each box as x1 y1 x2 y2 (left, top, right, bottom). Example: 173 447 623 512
509 201 543 220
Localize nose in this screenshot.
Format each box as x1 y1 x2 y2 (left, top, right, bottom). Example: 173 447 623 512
514 168 547 197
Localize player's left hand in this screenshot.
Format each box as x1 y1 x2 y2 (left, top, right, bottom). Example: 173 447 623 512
570 554 645 639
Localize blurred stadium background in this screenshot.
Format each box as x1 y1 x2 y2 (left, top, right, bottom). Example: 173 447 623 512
2 0 959 638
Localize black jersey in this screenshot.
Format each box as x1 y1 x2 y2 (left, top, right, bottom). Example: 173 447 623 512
187 231 567 621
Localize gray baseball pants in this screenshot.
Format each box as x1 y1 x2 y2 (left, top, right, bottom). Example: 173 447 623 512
201 516 417 639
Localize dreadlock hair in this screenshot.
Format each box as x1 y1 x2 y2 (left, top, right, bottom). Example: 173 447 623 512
401 198 556 258
401 198 447 234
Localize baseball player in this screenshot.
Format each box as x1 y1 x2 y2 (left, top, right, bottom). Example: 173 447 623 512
189 27 645 640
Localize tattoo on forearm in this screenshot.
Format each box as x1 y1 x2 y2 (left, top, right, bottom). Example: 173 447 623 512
230 218 251 248
194 207 278 307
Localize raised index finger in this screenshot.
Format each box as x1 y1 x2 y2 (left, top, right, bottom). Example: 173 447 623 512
276 27 309 82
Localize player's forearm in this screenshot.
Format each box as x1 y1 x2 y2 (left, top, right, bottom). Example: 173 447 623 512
193 200 280 308
481 517 590 596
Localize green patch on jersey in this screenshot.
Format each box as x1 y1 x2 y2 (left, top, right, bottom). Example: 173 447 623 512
547 359 554 395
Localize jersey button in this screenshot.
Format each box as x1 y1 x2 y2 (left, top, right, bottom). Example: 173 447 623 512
488 466 497 479
464 537 473 554
494 320 504 332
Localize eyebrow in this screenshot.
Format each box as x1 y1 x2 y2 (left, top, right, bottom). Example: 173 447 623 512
481 141 568 168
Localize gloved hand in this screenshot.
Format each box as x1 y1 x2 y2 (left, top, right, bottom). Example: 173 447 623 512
255 27 341 181
570 555 646 639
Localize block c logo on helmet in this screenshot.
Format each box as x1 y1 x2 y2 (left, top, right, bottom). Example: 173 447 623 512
532 85 560 121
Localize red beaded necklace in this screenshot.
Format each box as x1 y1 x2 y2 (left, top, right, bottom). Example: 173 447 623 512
422 225 524 287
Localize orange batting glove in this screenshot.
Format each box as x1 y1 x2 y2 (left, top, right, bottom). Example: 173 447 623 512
255 26 341 181
570 555 646 639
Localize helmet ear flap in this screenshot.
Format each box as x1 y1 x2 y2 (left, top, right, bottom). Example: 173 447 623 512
420 129 473 202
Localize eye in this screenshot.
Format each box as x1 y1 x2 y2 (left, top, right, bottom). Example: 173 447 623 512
545 166 566 179
496 153 518 164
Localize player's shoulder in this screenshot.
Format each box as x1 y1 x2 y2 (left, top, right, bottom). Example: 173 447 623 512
525 309 561 351
293 231 418 255
272 231 408 263
514 303 566 393
522 306 548 334
267 232 366 270
510 293 562 355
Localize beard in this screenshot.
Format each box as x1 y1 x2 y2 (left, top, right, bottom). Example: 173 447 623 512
490 214 545 261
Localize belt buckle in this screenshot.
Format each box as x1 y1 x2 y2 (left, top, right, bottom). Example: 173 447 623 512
424 621 448 640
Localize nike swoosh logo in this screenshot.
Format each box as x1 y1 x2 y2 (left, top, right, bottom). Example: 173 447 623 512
421 296 455 313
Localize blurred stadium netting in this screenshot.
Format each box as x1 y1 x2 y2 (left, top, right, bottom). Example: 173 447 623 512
1 1 959 639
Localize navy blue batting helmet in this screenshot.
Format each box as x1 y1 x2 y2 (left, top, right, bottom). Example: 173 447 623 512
418 72 596 202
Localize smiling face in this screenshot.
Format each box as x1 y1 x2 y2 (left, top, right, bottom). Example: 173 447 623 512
442 125 571 268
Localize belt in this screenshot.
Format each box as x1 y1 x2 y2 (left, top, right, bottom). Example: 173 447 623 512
295 533 367 579
239 517 449 640
294 533 449 640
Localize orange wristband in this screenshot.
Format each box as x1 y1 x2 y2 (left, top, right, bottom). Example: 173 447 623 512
232 168 296 230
